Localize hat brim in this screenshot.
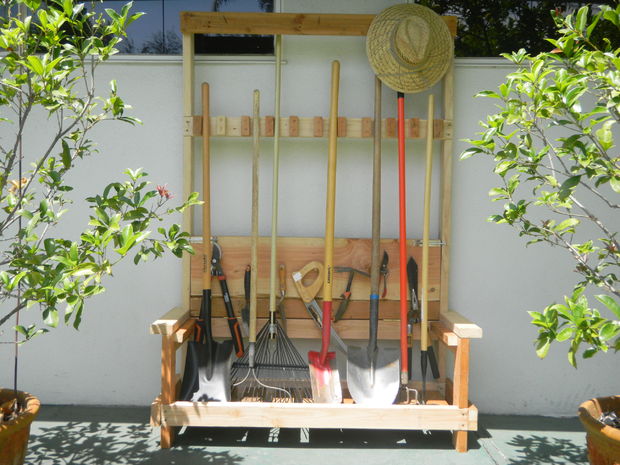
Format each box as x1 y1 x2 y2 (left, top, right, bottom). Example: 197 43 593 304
366 4 454 93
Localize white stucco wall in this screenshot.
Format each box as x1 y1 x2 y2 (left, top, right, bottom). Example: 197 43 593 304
1 0 618 416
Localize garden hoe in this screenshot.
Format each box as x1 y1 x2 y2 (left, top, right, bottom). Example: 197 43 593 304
179 82 234 403
347 76 400 406
308 60 342 404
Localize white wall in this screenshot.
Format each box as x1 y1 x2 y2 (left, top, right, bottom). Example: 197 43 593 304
1 0 618 416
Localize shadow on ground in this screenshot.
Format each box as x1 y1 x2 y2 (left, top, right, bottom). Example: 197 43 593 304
505 435 588 465
27 419 476 464
27 422 243 465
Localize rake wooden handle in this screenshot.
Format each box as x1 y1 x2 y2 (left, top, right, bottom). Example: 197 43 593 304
250 89 260 344
269 34 283 319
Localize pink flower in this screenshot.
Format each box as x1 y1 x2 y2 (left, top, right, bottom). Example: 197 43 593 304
156 184 173 199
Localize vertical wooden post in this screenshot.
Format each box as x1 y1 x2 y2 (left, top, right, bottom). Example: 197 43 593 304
439 62 454 314
160 335 177 448
170 31 195 450
452 337 470 452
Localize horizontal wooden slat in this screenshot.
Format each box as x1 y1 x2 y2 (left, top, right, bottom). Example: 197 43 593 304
174 317 454 343
192 296 441 322
159 400 474 430
150 307 189 335
440 311 483 339
180 12 457 38
187 116 452 140
191 237 442 302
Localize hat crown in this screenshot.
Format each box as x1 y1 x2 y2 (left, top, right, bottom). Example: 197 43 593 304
394 16 430 66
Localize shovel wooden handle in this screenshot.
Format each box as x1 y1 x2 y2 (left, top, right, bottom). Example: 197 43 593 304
321 60 340 363
202 83 212 290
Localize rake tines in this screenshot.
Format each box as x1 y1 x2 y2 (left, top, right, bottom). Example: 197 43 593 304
231 323 312 403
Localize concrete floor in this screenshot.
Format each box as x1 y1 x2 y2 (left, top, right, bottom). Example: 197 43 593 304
26 406 589 465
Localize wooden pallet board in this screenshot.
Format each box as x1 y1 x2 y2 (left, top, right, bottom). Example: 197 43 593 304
185 116 452 140
180 12 457 37
154 399 477 431
190 236 442 302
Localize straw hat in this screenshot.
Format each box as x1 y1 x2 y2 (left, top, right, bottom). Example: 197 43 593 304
366 3 453 93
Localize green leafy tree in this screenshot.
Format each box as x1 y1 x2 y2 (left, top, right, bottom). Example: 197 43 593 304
463 5 620 366
419 0 620 57
0 0 198 342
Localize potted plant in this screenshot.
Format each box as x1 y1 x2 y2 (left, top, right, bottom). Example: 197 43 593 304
0 1 197 463
462 4 619 464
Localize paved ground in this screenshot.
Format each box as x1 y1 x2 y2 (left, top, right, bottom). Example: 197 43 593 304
25 406 588 465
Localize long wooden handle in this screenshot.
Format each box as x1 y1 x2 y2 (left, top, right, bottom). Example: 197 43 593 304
397 91 408 384
370 76 381 297
202 82 211 290
269 34 283 318
250 89 260 344
421 94 435 351
323 60 340 303
320 60 340 362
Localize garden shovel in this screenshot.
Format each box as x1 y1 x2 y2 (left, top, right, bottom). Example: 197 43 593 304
179 82 233 403
347 76 399 406
308 60 342 404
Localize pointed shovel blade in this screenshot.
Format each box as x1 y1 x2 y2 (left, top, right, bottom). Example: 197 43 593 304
189 339 234 402
308 350 342 403
346 345 400 406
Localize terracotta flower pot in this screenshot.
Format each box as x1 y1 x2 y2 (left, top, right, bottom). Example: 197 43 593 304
578 395 620 465
0 389 40 465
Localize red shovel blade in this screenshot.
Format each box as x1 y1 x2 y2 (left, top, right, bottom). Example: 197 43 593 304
308 350 341 403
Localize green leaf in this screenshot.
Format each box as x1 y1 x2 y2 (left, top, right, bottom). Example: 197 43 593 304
61 140 71 169
595 295 620 319
26 55 44 75
536 338 551 359
43 308 59 328
610 177 620 194
556 218 579 232
558 175 580 201
556 327 574 342
595 120 614 151
600 323 619 342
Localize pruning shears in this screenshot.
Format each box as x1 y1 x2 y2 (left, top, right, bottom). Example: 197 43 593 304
211 237 244 357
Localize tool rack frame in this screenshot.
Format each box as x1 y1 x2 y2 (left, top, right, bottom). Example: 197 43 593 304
150 11 483 453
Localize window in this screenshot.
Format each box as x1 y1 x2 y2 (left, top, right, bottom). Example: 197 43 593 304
96 0 275 55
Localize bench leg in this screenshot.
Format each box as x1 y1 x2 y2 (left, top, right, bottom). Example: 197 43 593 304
452 338 470 452
160 335 177 448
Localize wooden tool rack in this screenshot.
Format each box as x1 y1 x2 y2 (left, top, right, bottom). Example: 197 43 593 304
150 11 482 453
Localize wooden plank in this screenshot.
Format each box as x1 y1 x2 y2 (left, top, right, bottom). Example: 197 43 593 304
203 116 451 139
361 117 372 137
430 321 458 347
150 307 190 335
161 401 472 430
189 237 442 302
173 318 195 344
452 337 470 452
440 311 483 339
240 115 251 136
289 115 299 137
203 317 450 341
151 395 162 426
180 12 457 38
160 335 178 448
191 296 441 322
440 63 455 315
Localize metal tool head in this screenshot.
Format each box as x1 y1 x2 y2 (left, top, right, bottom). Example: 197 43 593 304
347 344 400 406
308 350 342 403
334 266 370 277
189 339 234 402
210 238 223 275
